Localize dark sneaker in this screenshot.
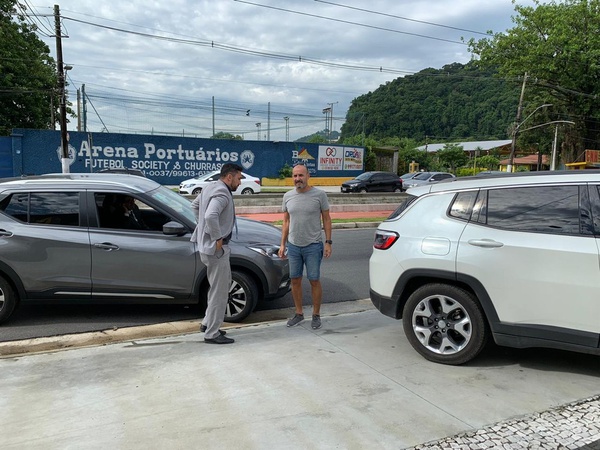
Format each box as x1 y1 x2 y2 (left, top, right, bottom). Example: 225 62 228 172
204 334 235 344
200 324 226 335
311 315 322 329
286 313 304 327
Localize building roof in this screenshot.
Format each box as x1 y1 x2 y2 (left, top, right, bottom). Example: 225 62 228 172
499 154 549 166
416 140 512 153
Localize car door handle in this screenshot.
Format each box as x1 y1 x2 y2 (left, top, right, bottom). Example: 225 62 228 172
0 229 13 237
468 239 504 248
94 242 119 251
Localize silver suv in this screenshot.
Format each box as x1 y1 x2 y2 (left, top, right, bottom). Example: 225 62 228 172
370 171 600 365
0 174 289 324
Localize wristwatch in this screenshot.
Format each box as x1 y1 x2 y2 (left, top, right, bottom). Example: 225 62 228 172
325 239 333 245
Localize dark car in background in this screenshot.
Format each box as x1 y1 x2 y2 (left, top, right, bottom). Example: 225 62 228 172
341 171 403 193
0 174 289 325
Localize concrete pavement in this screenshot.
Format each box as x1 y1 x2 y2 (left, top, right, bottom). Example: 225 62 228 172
1 301 599 449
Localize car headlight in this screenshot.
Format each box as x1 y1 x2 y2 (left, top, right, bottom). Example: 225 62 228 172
248 244 284 258
181 183 194 189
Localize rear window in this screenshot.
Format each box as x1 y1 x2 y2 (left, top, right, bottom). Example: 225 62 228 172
0 192 80 226
388 194 419 220
449 191 478 221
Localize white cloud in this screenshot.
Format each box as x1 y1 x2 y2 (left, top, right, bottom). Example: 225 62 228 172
32 0 532 140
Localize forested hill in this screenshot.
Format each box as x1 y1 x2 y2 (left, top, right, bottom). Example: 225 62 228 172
340 62 521 143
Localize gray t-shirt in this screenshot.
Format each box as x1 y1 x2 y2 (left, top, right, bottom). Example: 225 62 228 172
282 187 330 247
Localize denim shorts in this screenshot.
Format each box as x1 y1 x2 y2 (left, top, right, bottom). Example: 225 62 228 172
287 241 323 280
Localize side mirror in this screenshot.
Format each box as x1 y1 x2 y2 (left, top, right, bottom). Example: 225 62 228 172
163 221 187 236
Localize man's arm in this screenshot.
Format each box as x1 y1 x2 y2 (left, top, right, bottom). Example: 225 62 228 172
204 194 228 246
322 209 332 258
278 211 290 258
190 195 200 218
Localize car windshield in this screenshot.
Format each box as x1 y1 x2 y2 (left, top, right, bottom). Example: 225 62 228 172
148 185 197 224
413 172 431 180
355 172 373 181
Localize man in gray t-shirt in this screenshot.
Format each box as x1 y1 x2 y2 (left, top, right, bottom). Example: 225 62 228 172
278 164 332 330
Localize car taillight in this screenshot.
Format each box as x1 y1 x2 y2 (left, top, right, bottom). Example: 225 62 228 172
254 180 261 185
373 230 399 250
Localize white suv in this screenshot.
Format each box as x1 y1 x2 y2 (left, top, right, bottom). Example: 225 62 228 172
370 171 600 365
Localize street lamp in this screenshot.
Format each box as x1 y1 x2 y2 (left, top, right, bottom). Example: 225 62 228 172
283 116 289 141
517 120 575 171
507 103 552 172
255 123 261 141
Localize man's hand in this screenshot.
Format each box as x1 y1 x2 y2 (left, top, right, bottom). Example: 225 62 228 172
278 244 287 259
324 242 332 258
216 238 223 252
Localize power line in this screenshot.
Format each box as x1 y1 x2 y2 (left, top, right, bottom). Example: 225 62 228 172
60 16 430 76
18 1 55 37
313 0 490 36
234 0 467 45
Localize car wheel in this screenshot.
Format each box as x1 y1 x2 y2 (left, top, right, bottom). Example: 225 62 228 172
225 270 258 323
240 188 254 195
402 283 488 365
192 187 202 195
359 187 368 193
0 276 17 324
393 187 402 192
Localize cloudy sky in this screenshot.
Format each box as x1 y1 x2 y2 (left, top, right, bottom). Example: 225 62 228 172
29 0 534 141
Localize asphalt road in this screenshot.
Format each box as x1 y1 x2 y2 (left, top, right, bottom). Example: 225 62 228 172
1 228 376 342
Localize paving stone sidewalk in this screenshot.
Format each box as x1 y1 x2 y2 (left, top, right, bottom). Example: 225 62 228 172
409 395 600 450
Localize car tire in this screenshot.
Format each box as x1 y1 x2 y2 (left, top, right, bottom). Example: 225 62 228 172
393 187 402 192
0 276 17 324
359 187 368 193
225 270 258 323
240 188 254 195
402 283 488 365
192 187 202 195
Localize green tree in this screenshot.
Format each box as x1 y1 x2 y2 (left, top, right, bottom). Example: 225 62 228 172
476 154 500 171
0 0 58 135
340 62 519 143
469 0 600 159
436 144 468 173
307 134 327 144
212 131 243 140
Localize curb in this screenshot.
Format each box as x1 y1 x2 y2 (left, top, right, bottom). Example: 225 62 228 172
0 299 375 358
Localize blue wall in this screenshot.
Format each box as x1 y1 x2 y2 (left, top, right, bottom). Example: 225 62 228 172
10 129 365 184
0 136 13 178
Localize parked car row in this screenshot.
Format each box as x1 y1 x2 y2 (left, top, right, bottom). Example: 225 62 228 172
0 174 289 325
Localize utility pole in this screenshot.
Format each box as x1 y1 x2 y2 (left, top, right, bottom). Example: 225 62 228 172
283 116 289 141
76 88 81 132
256 123 261 140
327 102 337 143
54 4 70 173
82 84 87 132
507 72 528 173
322 106 331 140
551 124 559 171
267 102 271 141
